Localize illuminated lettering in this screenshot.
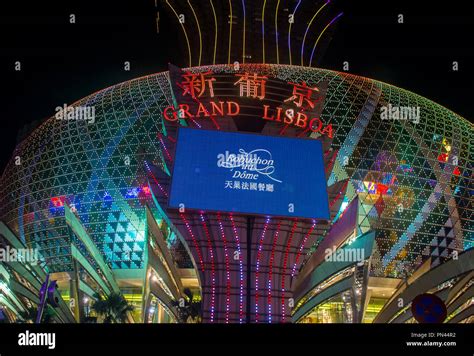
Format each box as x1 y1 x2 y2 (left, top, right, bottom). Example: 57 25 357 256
232 171 259 180
285 81 321 110
262 105 274 121
320 123 334 138
226 101 240 116
164 74 334 138
275 107 283 122
164 101 240 122
283 109 294 125
295 112 308 128
178 71 216 99
210 101 225 116
196 102 210 117
164 106 178 121
179 104 193 118
234 73 267 100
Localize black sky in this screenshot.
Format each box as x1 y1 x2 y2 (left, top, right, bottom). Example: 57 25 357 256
0 0 472 172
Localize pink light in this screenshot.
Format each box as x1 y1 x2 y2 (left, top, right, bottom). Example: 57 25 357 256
281 220 298 322
190 118 202 128
229 214 244 323
144 161 169 198
141 186 151 196
210 115 221 130
157 133 173 162
217 213 231 323
179 213 205 272
291 222 316 277
268 221 281 323
255 217 270 322
200 214 216 323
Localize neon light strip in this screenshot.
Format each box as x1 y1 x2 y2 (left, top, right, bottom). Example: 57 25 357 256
166 0 192 66
229 214 244 323
180 213 205 272
189 118 202 128
157 133 172 161
268 220 281 323
274 0 281 64
217 213 231 323
209 115 220 130
287 0 302 66
200 213 216 322
279 125 288 136
188 0 202 66
300 0 329 66
241 0 246 63
210 0 218 64
228 0 233 65
144 161 169 198
261 0 267 63
281 220 297 322
309 12 343 67
255 217 270 322
291 222 316 277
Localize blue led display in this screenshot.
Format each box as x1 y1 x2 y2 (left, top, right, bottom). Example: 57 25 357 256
169 128 330 219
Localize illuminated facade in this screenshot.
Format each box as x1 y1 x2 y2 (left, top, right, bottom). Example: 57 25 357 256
0 64 472 323
0 0 473 323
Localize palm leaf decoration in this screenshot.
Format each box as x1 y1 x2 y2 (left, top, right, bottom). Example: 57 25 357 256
91 292 134 323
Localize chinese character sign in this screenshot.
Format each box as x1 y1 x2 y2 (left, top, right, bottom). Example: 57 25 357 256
234 73 267 100
177 71 216 99
284 81 322 110
167 64 331 137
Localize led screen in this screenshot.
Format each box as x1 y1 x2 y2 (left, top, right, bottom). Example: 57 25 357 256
169 128 330 219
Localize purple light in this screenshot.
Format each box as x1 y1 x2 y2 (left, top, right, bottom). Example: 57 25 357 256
309 12 343 66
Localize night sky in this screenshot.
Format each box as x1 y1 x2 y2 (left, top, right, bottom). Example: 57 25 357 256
0 0 472 171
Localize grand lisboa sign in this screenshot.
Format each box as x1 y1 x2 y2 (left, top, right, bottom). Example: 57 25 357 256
163 69 334 138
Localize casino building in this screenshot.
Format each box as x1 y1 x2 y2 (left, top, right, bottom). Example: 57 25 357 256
0 0 473 324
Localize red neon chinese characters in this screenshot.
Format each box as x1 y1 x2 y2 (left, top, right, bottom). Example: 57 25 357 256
234 73 267 100
284 81 321 110
177 71 216 99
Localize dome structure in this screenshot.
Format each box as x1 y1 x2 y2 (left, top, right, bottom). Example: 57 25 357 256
1 64 472 323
